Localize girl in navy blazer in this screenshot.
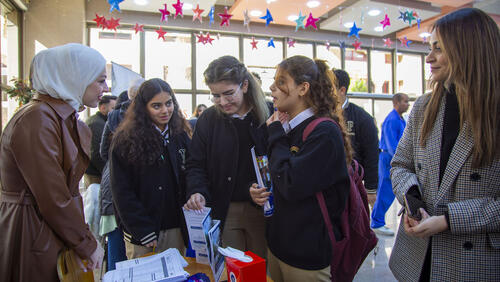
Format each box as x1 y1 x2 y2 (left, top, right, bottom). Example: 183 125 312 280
110 78 191 258
251 56 352 282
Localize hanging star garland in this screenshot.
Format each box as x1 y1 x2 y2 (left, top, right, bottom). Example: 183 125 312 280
208 6 215 26
348 22 362 38
219 7 233 27
108 0 123 13
417 18 422 29
156 27 167 40
294 11 306 31
398 10 407 23
268 38 275 48
134 23 144 34
106 17 121 31
159 4 171 22
172 0 184 19
353 39 362 51
196 32 206 44
192 4 204 23
260 9 274 27
93 14 106 28
287 38 296 47
380 14 390 29
305 12 319 29
399 36 412 47
325 41 331 50
251 37 258 50
339 40 346 50
243 9 251 31
383 38 393 48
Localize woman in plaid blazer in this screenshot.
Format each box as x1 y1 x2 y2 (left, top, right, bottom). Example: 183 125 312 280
389 8 500 281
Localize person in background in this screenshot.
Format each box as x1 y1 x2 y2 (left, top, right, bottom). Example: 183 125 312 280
389 8 500 281
0 43 106 281
110 78 191 258
370 93 409 236
99 78 143 271
251 55 351 282
184 56 271 259
84 95 117 189
333 69 379 206
188 103 207 129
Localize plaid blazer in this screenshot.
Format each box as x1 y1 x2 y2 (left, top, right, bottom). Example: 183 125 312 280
388 94 500 281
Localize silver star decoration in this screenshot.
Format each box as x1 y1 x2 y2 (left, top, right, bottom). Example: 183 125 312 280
243 9 251 31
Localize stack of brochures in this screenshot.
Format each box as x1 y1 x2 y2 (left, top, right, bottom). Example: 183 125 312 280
183 207 225 282
102 248 189 282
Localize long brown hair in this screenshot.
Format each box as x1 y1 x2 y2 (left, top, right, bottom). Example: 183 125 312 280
420 8 500 168
204 55 270 125
277 55 353 164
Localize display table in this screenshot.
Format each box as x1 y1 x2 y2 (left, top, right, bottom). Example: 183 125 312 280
184 257 273 282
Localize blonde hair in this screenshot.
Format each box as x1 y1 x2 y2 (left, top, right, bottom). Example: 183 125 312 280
421 8 500 168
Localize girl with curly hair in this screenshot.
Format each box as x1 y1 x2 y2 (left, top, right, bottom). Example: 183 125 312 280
250 55 352 281
110 78 191 258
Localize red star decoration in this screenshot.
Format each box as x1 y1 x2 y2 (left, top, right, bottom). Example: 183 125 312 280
287 38 296 47
196 32 206 44
192 4 204 23
134 23 144 34
383 38 393 48
93 14 106 28
353 40 362 50
399 36 411 47
172 0 184 19
205 32 214 45
250 37 258 50
106 17 121 31
156 27 167 41
305 12 319 29
219 7 233 27
159 4 171 22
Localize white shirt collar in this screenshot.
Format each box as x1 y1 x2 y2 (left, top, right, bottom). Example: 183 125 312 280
289 108 315 131
154 125 169 144
231 109 251 120
342 98 349 109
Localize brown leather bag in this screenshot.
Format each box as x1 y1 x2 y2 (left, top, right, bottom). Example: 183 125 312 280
56 248 95 282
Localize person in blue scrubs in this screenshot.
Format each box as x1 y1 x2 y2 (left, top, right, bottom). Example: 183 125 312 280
371 93 409 236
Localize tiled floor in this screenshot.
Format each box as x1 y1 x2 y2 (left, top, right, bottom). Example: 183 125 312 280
354 200 403 282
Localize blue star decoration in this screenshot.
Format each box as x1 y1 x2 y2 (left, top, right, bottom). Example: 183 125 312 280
108 0 124 13
260 9 274 27
398 10 407 22
268 38 275 48
338 40 346 50
348 22 362 38
294 11 306 31
208 6 215 26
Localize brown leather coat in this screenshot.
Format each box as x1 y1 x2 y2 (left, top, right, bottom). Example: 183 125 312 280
0 94 97 281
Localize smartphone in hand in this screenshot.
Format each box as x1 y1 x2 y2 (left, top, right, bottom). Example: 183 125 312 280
404 186 424 221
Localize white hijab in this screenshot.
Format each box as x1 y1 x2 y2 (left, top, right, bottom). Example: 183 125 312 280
31 43 106 111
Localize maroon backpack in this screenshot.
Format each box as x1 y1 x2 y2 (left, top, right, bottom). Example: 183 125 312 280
303 117 378 282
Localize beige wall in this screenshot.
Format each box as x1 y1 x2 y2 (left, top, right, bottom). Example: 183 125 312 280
23 0 85 76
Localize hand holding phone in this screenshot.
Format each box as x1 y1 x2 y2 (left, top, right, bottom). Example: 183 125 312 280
404 186 424 221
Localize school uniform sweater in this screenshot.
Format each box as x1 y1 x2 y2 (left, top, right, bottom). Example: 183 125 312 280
266 112 350 270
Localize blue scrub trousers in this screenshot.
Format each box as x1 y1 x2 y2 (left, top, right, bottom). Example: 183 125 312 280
107 228 127 271
370 152 395 228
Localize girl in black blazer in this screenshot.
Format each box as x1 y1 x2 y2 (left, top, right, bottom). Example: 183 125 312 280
184 56 271 259
250 56 352 282
110 78 191 258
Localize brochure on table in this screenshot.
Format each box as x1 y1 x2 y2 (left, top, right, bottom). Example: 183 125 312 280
183 207 225 282
102 248 189 282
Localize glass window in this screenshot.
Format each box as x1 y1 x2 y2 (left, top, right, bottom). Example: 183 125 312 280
316 45 341 69
287 42 313 58
196 94 213 111
348 98 373 117
175 93 192 119
396 53 423 96
1 3 19 130
145 31 191 90
244 37 283 94
345 48 368 93
370 50 393 94
373 100 393 137
424 56 432 93
196 34 239 91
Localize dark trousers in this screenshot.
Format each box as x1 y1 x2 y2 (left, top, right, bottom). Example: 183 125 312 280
107 228 127 271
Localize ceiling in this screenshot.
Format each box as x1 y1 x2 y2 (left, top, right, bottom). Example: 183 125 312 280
120 0 500 42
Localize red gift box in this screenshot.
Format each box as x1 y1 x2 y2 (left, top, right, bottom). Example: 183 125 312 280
225 251 266 282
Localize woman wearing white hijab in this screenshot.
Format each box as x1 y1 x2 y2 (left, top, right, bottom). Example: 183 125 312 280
0 43 107 281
